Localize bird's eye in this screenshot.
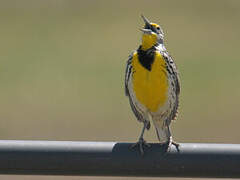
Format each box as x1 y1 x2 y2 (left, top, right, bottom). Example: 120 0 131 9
157 27 160 30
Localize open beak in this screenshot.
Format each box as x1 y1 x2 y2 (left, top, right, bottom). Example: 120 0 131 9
139 28 152 34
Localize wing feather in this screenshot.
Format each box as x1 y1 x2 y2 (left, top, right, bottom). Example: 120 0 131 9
125 52 146 123
162 51 180 124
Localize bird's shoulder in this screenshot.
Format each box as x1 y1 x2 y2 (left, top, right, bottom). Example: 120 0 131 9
124 50 136 96
160 48 180 96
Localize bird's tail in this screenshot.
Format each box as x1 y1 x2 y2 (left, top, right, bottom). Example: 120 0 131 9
149 114 171 143
155 125 171 143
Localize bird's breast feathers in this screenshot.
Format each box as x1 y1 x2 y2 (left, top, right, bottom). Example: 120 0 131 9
131 51 168 112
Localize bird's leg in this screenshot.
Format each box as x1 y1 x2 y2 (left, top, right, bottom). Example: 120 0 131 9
131 121 151 155
166 136 180 152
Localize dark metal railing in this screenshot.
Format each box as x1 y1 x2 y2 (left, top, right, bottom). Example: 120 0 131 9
0 140 239 178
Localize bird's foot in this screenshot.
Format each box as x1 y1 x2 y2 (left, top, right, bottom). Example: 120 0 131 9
166 137 180 152
130 138 151 155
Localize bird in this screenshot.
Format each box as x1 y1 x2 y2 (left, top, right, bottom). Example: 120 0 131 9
125 15 180 155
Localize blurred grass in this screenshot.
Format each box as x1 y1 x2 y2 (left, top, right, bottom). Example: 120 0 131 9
0 0 240 179
0 0 240 141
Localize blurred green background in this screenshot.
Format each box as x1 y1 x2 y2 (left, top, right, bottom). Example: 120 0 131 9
0 0 239 179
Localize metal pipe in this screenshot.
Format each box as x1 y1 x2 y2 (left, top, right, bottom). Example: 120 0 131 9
0 140 239 178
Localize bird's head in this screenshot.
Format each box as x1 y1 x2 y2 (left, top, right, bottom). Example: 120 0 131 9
140 15 164 51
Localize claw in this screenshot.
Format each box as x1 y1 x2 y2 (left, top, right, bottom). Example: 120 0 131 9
166 137 180 152
131 138 151 155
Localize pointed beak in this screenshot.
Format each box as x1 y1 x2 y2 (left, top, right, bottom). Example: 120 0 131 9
141 14 151 27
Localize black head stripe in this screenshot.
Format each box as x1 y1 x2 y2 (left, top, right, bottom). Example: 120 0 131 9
144 24 157 33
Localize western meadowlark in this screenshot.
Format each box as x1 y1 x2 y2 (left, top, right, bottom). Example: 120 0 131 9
125 15 180 155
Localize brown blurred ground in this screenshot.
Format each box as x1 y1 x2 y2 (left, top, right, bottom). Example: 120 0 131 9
0 0 240 179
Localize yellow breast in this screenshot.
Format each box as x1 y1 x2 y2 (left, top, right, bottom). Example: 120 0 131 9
132 51 168 112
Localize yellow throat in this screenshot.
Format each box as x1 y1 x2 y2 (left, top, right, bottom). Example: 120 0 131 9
141 33 157 51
